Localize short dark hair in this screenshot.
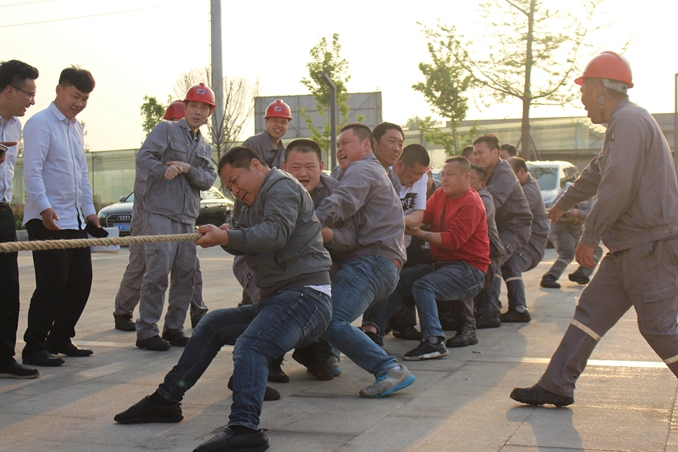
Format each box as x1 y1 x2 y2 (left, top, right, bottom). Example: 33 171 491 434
0 60 39 92
340 123 373 146
285 139 322 163
444 156 471 174
473 133 500 151
508 156 528 173
399 144 430 168
461 145 474 159
372 122 404 143
218 146 265 174
500 143 517 157
59 66 95 93
471 164 487 182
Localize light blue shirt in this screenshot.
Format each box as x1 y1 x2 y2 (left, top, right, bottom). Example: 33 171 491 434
0 116 21 203
23 102 95 229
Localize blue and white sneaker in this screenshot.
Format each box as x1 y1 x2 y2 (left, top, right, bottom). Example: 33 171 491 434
359 365 415 398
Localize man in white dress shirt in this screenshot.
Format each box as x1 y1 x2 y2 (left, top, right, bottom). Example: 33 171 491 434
22 66 98 367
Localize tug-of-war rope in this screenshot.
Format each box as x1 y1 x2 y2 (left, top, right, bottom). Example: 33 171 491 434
0 233 204 253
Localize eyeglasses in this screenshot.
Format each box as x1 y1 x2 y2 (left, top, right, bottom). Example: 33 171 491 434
11 85 36 100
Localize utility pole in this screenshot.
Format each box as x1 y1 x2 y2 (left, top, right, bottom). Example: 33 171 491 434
320 72 337 169
210 0 224 148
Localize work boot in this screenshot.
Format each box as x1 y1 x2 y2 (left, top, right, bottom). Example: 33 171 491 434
445 326 478 348
500 309 532 323
114 313 136 331
475 315 501 329
540 274 561 289
568 272 590 285
510 384 574 407
268 357 289 383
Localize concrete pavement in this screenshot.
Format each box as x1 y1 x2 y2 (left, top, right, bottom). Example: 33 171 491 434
0 246 676 451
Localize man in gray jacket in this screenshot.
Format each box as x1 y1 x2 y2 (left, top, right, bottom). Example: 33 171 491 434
511 51 678 407
115 146 332 452
134 83 217 351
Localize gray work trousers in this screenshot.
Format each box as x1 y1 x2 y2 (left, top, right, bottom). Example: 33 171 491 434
501 235 547 310
136 214 198 340
538 238 678 397
544 222 603 281
114 213 207 326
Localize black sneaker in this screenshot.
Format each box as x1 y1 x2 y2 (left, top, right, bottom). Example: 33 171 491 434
540 274 561 289
392 325 421 341
364 330 384 347
267 357 289 383
445 327 478 348
475 315 501 329
136 335 170 351
500 309 532 323
510 384 574 407
162 330 190 347
568 272 590 285
114 313 136 331
193 427 269 452
404 339 449 360
114 395 183 424
0 362 40 379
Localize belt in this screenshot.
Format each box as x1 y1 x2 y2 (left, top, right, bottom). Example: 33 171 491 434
0 202 9 211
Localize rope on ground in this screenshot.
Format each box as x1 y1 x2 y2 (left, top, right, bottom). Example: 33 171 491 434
0 233 204 253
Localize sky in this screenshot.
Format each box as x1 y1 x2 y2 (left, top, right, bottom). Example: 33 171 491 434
4 0 678 151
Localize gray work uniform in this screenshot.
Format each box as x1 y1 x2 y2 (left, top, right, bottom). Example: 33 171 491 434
476 159 533 318
242 129 285 169
233 173 340 303
113 168 207 326
501 174 549 311
135 119 217 340
544 188 602 281
538 98 678 398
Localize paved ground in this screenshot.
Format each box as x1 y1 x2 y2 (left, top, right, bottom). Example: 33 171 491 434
1 246 676 452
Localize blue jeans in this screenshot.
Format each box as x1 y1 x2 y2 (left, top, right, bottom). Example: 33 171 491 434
156 286 331 430
388 262 485 340
321 254 400 378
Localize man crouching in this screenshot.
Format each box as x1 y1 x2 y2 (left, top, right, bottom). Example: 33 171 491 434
114 146 332 452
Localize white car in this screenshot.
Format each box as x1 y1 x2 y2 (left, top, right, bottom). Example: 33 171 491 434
526 161 579 209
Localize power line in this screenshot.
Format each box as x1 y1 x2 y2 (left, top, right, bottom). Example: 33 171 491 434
0 0 204 28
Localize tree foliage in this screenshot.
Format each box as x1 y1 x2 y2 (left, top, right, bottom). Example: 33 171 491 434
140 95 167 138
173 67 260 164
421 0 614 159
300 33 355 157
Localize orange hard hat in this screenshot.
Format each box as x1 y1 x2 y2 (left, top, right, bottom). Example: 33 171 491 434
184 83 216 111
264 99 292 120
575 51 633 88
163 101 185 121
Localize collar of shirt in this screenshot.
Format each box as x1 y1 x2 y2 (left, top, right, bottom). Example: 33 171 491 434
47 101 77 125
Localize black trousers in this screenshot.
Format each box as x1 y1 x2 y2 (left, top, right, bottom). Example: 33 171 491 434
22 219 92 356
0 206 20 366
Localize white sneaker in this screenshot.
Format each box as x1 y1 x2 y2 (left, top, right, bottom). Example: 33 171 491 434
359 365 415 398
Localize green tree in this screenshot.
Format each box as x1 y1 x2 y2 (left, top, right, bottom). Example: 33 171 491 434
300 33 356 159
79 120 90 152
140 95 167 138
422 0 615 159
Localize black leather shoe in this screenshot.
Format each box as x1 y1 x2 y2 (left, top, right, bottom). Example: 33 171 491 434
540 274 561 289
267 357 289 383
193 427 269 452
114 395 183 424
500 309 532 323
475 315 501 329
162 330 190 347
445 327 478 348
228 375 280 401
136 335 170 351
292 344 334 381
510 384 574 407
47 341 93 357
22 350 65 367
0 362 40 379
114 313 136 331
392 325 421 341
568 272 590 285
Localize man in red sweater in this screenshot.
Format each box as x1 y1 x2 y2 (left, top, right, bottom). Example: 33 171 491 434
387 157 491 360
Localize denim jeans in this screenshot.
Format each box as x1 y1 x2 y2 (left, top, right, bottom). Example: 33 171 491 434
156 286 331 430
388 261 485 340
321 254 400 378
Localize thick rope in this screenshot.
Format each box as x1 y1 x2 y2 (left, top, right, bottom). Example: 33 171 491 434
0 233 203 253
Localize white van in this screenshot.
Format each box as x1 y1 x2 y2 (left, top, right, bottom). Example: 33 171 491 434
526 161 579 208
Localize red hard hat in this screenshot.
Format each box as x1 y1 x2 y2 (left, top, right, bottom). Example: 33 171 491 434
264 99 292 120
163 101 185 121
184 83 216 111
575 51 633 88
